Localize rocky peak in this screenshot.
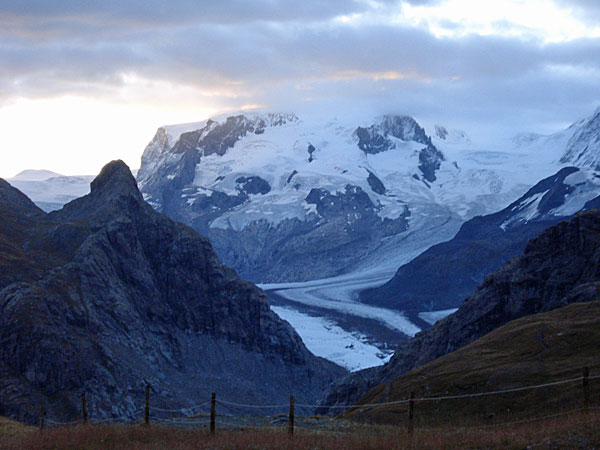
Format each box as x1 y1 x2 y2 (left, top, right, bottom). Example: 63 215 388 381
353 115 444 182
380 115 431 145
137 113 299 206
354 115 433 154
0 161 345 423
90 159 140 197
51 160 146 223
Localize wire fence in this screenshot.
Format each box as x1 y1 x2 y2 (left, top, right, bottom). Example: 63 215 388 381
38 371 599 434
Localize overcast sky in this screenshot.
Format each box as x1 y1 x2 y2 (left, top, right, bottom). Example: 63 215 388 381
1 0 600 177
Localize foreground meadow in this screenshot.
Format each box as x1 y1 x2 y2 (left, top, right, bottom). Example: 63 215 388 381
1 409 599 449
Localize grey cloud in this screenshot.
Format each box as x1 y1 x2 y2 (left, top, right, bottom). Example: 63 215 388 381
2 20 600 105
1 1 600 135
254 66 600 132
144 23 600 83
3 20 600 86
0 0 372 33
554 0 600 22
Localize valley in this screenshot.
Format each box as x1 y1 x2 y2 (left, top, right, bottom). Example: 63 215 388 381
9 107 600 374
4 1 600 446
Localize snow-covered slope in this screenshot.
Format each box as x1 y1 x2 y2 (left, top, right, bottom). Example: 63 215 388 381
361 165 600 316
7 170 93 212
137 111 566 284
559 107 600 169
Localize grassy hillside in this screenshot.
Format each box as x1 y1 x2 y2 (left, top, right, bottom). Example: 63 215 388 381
345 301 600 426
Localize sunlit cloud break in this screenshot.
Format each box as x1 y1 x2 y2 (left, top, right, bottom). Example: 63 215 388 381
0 0 599 177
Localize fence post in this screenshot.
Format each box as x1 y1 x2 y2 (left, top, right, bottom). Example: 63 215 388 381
81 392 88 425
210 392 216 434
145 384 150 425
407 391 415 436
583 367 590 414
39 406 45 431
288 395 295 437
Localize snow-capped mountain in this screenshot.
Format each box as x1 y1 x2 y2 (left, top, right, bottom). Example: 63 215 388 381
361 166 600 322
8 107 600 371
134 107 600 369
433 124 471 145
7 170 93 212
560 107 600 169
137 111 548 283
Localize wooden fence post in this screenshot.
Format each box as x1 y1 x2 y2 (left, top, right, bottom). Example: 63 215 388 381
39 406 45 431
81 392 88 425
288 395 295 437
583 367 590 414
145 384 150 425
210 392 216 434
407 391 415 436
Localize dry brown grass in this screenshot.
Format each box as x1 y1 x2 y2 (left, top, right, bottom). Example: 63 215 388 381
1 410 599 449
0 416 36 438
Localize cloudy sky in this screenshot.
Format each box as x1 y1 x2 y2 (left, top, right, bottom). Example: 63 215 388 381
1 0 600 177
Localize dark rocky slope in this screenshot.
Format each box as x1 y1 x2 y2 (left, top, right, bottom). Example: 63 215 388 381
319 208 600 412
361 167 600 316
0 161 345 424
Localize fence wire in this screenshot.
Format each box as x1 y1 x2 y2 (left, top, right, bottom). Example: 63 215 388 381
37 372 598 432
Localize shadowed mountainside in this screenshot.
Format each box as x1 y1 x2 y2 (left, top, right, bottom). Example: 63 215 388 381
320 208 600 412
0 160 346 424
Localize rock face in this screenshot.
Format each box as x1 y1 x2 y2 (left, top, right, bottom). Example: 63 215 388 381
352 115 445 182
319 208 600 412
362 167 600 318
0 160 346 424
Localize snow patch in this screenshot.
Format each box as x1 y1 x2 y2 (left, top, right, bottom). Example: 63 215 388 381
564 170 589 186
271 306 392 371
418 308 458 325
501 190 548 229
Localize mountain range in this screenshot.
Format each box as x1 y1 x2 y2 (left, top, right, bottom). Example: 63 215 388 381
135 112 500 283
133 107 600 290
7 107 600 371
2 107 600 429
7 170 93 212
